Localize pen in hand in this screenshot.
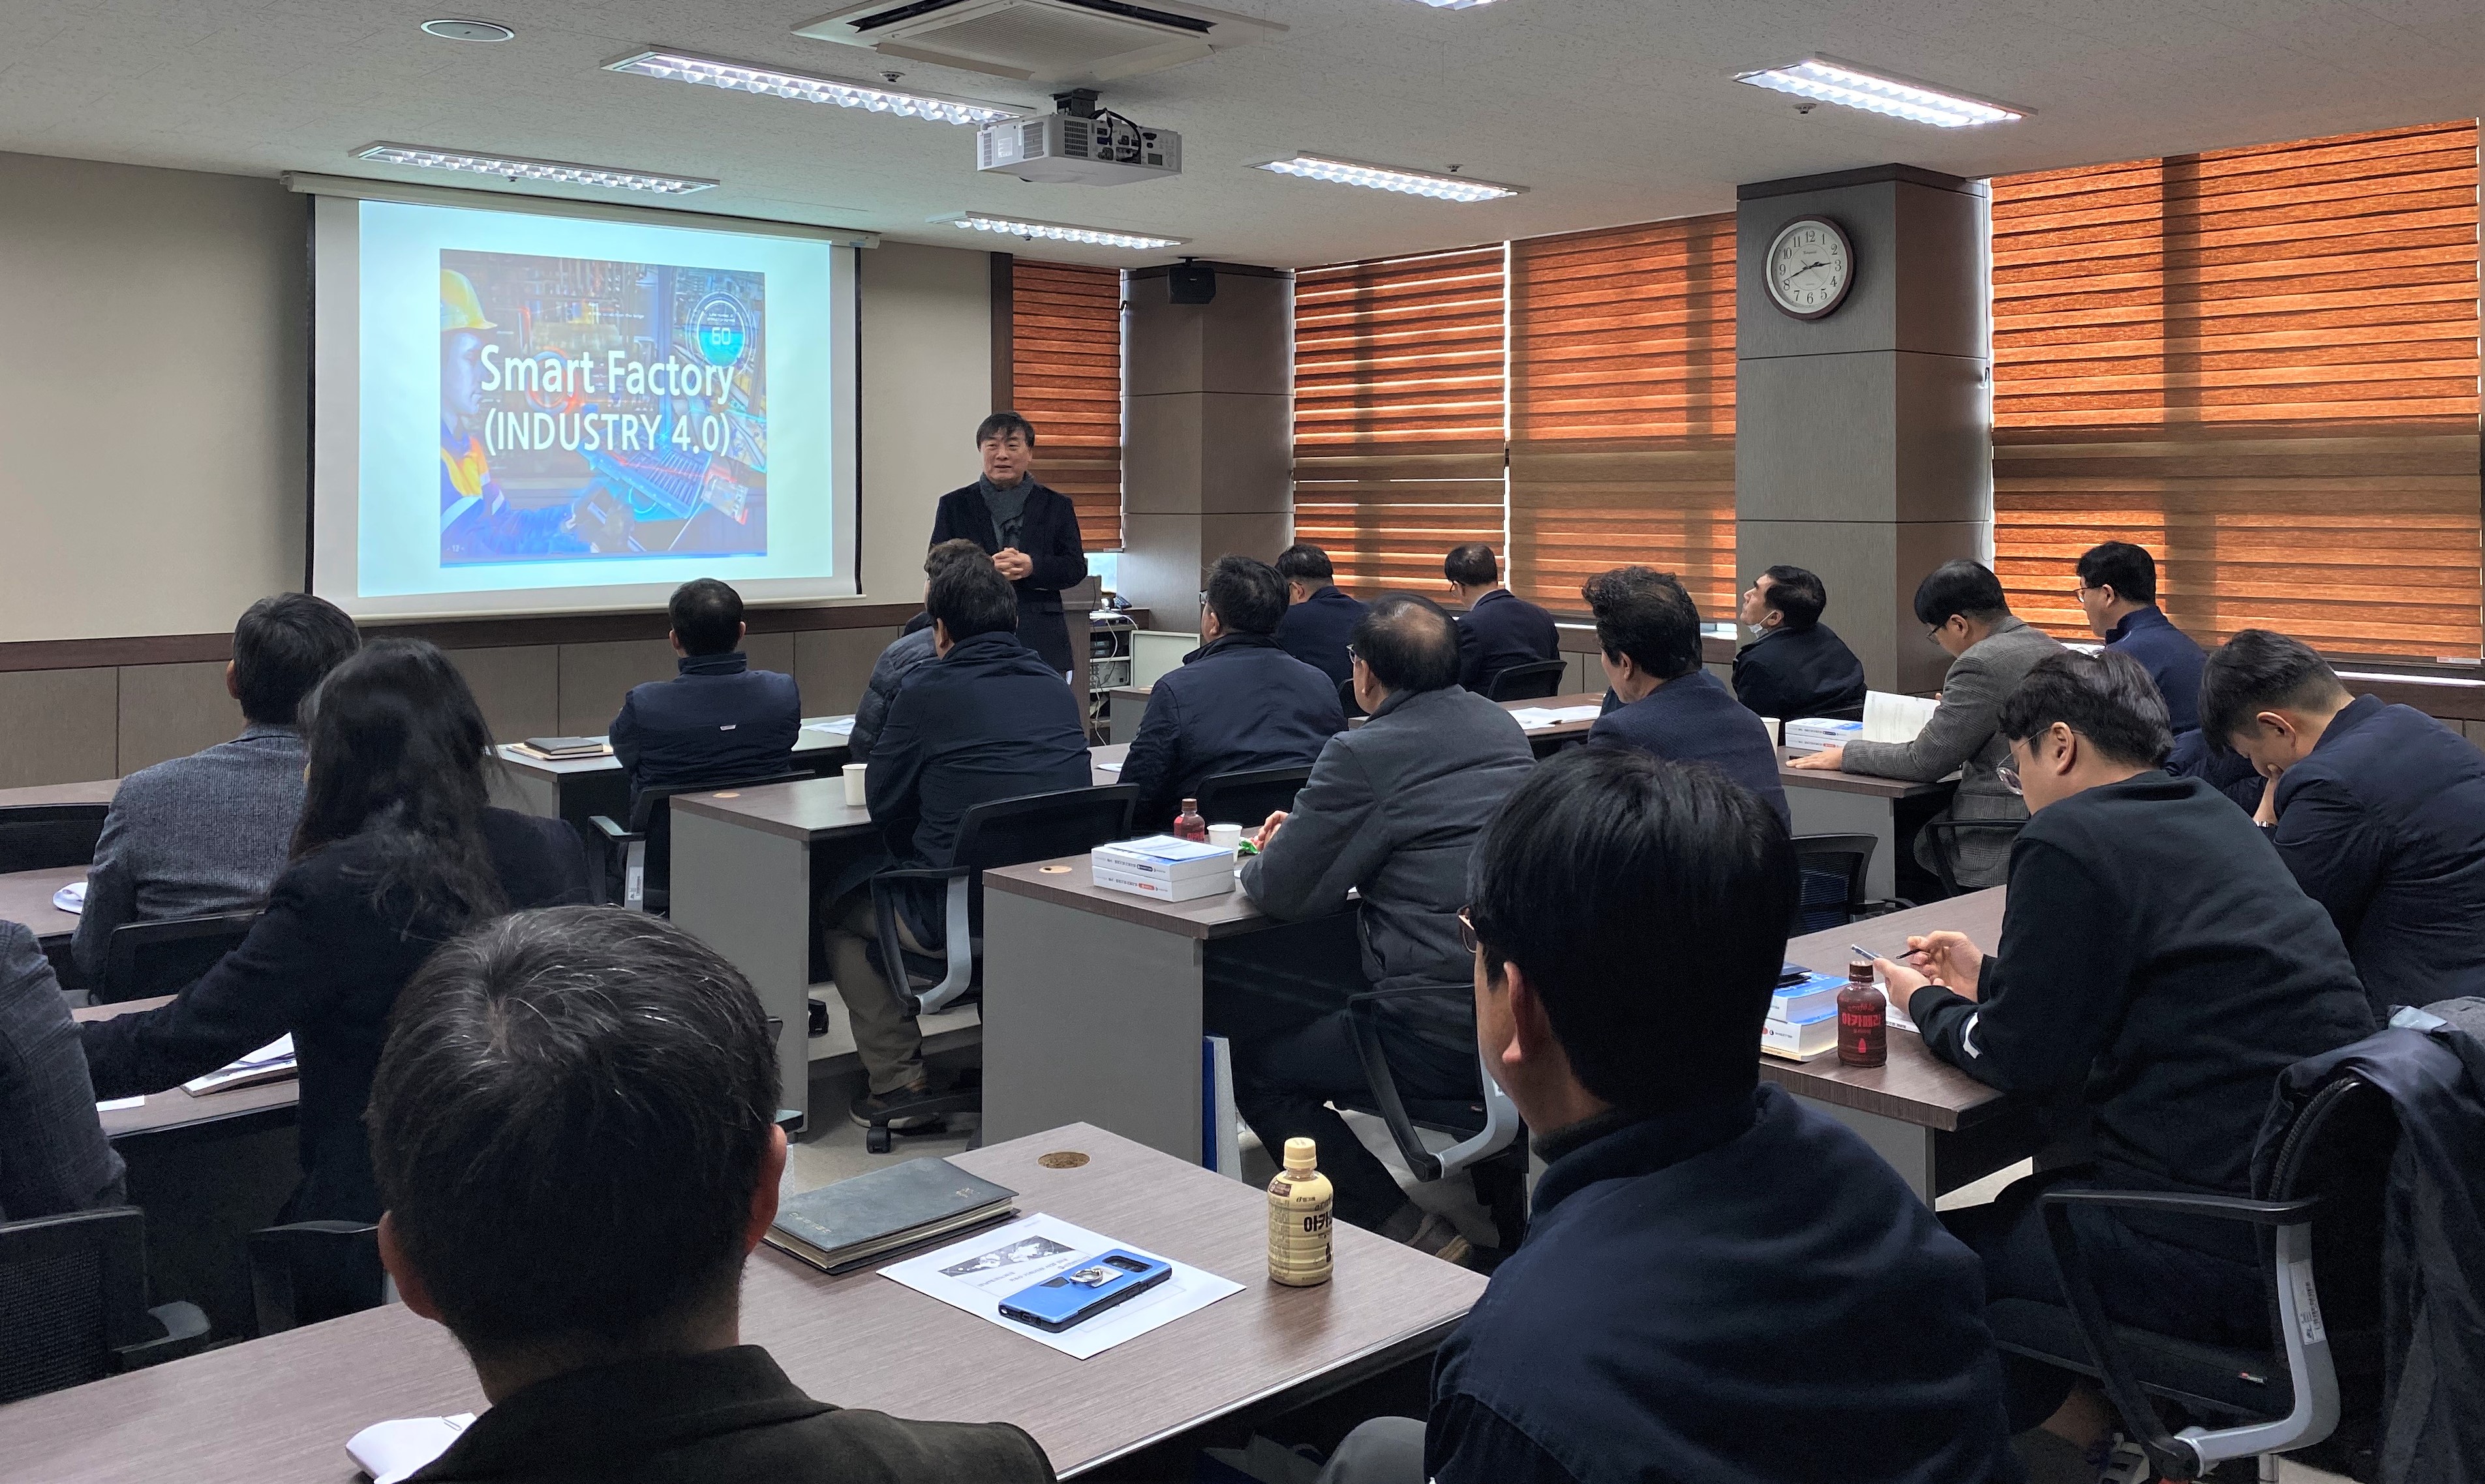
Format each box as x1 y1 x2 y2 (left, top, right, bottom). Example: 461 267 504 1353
1852 943 1927 967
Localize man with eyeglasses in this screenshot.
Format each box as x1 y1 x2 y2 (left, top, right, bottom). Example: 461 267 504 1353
1872 650 2370 1459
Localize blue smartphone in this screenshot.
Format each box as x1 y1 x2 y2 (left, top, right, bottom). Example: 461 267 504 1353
997 1249 1174 1333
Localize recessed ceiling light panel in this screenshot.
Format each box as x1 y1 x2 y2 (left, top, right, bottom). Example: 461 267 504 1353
936 213 1185 250
605 49 1026 126
1736 56 2026 127
1253 153 1521 202
419 19 514 42
352 143 718 196
1402 0 1501 8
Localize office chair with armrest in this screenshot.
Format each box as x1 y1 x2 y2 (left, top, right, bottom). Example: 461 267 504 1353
94 910 259 1005
589 767 816 913
1984 1074 2392 1482
1341 984 1529 1254
1336 677 1365 721
1788 834 1907 935
1483 659 1568 703
1194 766 1314 829
248 1220 391 1335
0 803 109 875
0 1207 209 1404
861 784 1140 1152
1922 817 2026 899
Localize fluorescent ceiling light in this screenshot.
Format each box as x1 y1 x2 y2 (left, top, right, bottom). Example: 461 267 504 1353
352 144 716 195
938 213 1185 250
1735 56 2026 127
1255 154 1521 202
606 49 1024 126
1403 0 1501 8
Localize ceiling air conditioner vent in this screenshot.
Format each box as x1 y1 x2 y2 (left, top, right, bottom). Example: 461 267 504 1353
795 0 1282 85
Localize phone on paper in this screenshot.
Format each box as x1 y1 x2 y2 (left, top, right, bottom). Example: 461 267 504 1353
997 1249 1174 1333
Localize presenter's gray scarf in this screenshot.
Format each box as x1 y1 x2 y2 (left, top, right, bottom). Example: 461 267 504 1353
977 476 1033 552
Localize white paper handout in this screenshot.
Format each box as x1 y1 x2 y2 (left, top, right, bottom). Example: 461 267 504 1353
1506 704 1602 731
182 1034 297 1096
804 716 857 736
879 1212 1242 1360
53 880 87 915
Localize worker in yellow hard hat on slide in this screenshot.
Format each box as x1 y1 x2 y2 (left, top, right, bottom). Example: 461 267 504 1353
440 267 632 562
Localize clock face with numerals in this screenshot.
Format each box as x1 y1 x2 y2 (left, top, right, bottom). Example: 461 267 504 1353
1767 217 1853 320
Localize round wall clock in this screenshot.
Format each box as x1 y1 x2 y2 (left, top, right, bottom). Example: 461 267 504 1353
1765 216 1854 320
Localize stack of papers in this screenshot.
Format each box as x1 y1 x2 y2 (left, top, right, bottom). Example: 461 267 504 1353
766 1157 1017 1275
881 1212 1242 1360
183 1035 296 1097
1784 717 1863 755
1863 691 1940 744
1506 704 1604 731
804 716 857 736
1763 970 1846 1061
1092 836 1235 901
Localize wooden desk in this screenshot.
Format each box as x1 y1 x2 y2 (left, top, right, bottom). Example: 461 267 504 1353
0 1124 1484 1482
0 778 119 810
71 996 301 1143
1106 687 1604 755
482 717 855 838
0 864 88 945
1777 748 1959 900
1765 890 2038 1200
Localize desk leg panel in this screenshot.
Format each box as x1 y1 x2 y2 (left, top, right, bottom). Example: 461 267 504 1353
1792 1092 1936 1204
982 893 1203 1162
1787 787 1899 901
671 812 815 1127
483 761 560 820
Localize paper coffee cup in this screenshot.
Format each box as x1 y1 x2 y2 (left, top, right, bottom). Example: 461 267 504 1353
842 761 868 806
1207 823 1243 849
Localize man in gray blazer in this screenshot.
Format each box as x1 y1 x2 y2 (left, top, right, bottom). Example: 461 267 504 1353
72 595 360 986
1791 561 2062 891
1216 596 1536 1263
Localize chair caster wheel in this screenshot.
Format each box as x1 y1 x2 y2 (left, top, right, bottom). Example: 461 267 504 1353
866 1125 892 1155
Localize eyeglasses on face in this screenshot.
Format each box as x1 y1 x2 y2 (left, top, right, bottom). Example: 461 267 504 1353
1997 761 2024 796
1456 907 1480 953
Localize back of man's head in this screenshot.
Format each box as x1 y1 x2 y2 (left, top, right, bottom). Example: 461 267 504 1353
1912 560 2011 629
1581 566 1702 682
1206 555 1288 636
232 594 361 728
1758 565 1828 629
1350 595 1461 695
2076 541 2157 607
1274 543 1335 586
2199 629 2350 754
1467 749 1795 1112
669 579 744 656
369 907 779 1370
926 549 1020 641
924 537 988 584
1444 543 1499 588
1998 650 2172 768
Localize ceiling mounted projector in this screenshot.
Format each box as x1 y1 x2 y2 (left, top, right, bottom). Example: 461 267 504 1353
795 0 1281 85
979 93 1178 185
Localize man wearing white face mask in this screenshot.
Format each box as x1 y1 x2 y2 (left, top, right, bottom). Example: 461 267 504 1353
1730 564 1865 723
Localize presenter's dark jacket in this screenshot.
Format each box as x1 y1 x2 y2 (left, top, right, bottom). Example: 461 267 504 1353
1120 633 1345 831
1731 622 1867 722
1454 588 1560 693
2268 695 2485 1014
1906 773 2373 1204
930 480 1088 678
408 1346 1055 1484
81 810 591 1223
865 630 1093 943
1427 1086 2017 1484
1587 670 1791 828
1273 585 1366 686
609 652 802 799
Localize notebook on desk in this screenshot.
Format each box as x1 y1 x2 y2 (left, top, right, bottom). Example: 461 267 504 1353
183 1034 296 1097
511 736 613 761
766 1157 1017 1275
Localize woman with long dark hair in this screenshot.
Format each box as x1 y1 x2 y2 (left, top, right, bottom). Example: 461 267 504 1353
82 639 589 1222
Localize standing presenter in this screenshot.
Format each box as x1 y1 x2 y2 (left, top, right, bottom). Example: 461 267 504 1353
930 412 1088 681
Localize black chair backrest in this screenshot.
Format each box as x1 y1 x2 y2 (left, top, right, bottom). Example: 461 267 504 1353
0 804 109 875
97 911 259 1005
1484 659 1568 702
1336 676 1364 721
1790 833 1877 934
0 1207 151 1404
2261 1074 2396 1396
247 1221 384 1335
1195 766 1313 827
954 785 1138 875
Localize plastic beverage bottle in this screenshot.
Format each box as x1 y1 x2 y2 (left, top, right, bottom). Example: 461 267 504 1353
1174 798 1209 842
1267 1137 1334 1286
1838 954 1887 1067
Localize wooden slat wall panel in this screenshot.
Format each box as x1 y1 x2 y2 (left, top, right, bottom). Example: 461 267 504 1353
1013 260 1124 550
1510 213 1737 614
1991 121 2483 659
1294 248 1506 594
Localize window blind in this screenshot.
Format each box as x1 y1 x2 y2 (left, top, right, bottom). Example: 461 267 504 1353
1509 213 1737 614
1292 247 1507 594
1990 120 2482 661
1011 260 1125 550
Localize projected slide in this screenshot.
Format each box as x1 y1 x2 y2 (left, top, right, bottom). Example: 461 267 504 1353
311 192 857 620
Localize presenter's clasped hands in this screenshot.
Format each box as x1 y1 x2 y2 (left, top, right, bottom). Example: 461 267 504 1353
992 548 1035 581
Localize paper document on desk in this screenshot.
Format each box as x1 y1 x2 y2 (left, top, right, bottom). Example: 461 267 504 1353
1863 691 1940 744
346 1414 476 1484
1506 704 1603 731
183 1034 296 1096
881 1212 1242 1360
804 716 857 736
53 879 85 914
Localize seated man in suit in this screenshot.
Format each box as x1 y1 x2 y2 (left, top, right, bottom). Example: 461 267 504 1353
849 541 990 761
1319 750 2018 1484
1731 564 1866 723
369 907 1054 1483
1214 596 1535 1259
73 593 361 982
1122 556 1345 832
2202 628 2485 1014
0 920 125 1222
1444 543 1559 694
1273 543 1366 687
1582 566 1788 826
1791 560 2063 892
2073 540 2257 809
825 557 1093 1132
1879 650 2373 1451
609 579 802 799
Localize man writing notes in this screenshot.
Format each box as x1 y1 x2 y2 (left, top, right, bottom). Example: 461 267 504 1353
1791 560 2062 892
2071 540 2256 809
1731 564 1867 723
929 412 1088 681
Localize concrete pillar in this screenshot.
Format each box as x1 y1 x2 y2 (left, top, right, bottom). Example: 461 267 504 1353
1118 262 1293 621
1735 166 1990 693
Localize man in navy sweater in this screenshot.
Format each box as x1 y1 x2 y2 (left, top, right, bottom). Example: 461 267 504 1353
1444 543 1559 694
1581 566 1788 826
1319 748 2017 1484
2073 541 2256 808
1273 543 1366 688
2201 628 2485 1014
609 579 801 799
